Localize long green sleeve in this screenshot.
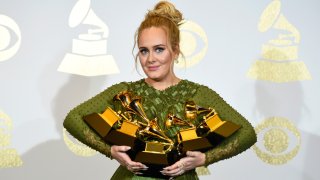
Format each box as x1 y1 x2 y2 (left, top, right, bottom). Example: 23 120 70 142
63 82 128 158
193 85 257 166
63 79 256 179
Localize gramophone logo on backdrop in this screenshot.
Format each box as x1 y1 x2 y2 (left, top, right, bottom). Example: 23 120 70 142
176 20 208 68
58 0 119 76
0 15 21 62
0 110 23 168
247 0 311 82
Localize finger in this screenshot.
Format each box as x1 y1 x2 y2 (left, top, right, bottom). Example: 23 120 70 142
135 162 149 170
170 169 184 177
134 172 144 175
161 167 181 176
118 146 131 152
126 163 141 172
186 151 198 157
163 164 184 177
131 161 147 167
165 158 187 169
130 162 148 170
129 166 142 172
161 161 184 175
127 161 148 172
163 162 179 171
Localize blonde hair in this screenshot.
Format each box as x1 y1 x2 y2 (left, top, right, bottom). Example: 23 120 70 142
133 1 184 65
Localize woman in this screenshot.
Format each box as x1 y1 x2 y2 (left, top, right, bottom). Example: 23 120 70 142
63 1 257 179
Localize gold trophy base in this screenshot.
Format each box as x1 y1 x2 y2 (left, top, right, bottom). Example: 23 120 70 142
135 151 172 165
83 107 120 137
177 127 212 153
105 121 140 146
134 142 179 178
134 142 177 165
135 149 179 179
105 121 143 159
206 114 241 137
178 137 212 153
106 130 138 147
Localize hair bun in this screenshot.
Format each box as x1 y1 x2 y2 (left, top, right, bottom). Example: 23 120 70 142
148 1 183 26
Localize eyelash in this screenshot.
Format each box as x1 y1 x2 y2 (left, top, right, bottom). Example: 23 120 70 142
139 49 148 55
155 47 164 53
139 47 165 55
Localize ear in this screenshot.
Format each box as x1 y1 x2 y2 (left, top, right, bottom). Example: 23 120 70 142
173 44 180 58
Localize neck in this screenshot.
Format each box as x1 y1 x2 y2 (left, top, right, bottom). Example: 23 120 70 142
145 76 181 91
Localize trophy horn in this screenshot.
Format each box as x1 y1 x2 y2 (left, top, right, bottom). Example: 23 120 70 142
185 100 213 120
113 91 132 109
139 118 173 145
165 113 195 129
127 97 149 125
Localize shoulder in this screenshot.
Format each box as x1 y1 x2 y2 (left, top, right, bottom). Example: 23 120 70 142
102 81 129 92
103 79 147 93
186 81 224 106
95 81 131 98
183 80 218 95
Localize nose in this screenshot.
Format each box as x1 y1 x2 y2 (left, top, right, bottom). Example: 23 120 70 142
147 52 154 63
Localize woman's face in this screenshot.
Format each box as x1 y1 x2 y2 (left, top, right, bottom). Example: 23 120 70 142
138 27 177 82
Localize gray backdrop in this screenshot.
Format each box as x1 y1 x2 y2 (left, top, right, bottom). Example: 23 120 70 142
0 0 319 179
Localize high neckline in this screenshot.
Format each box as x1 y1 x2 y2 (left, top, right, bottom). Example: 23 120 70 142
142 78 185 92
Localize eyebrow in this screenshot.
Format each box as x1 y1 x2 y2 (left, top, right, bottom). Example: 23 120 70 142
139 44 166 49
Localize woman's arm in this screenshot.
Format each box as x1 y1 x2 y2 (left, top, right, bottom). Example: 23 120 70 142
63 82 128 158
193 85 257 166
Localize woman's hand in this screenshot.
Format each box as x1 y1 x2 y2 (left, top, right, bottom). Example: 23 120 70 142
111 145 148 175
161 151 205 177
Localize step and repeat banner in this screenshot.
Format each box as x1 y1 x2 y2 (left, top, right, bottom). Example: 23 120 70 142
1 0 319 179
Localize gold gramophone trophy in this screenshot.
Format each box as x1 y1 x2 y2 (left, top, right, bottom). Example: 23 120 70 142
186 101 241 145
83 91 142 149
104 91 142 148
127 97 176 166
165 112 212 154
114 92 177 178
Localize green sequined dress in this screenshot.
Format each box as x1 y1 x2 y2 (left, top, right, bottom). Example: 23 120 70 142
63 79 257 180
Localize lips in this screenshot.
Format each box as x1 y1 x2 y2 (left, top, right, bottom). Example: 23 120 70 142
147 66 160 71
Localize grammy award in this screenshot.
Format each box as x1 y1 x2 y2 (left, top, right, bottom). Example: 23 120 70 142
171 100 241 151
188 101 241 146
105 91 142 148
125 95 176 165
83 92 241 178
165 113 212 154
